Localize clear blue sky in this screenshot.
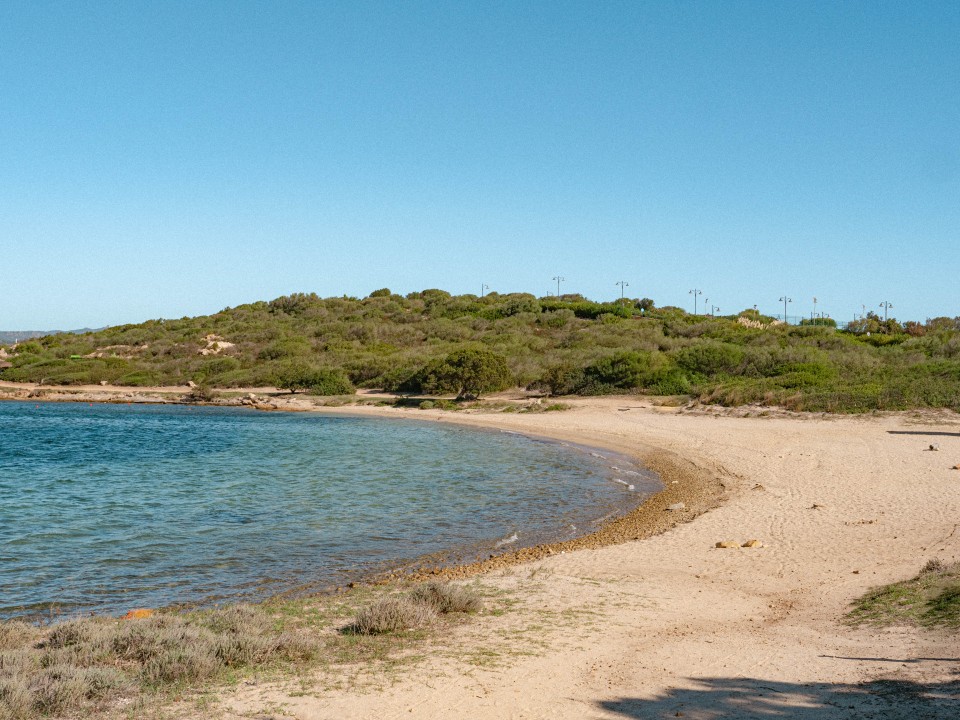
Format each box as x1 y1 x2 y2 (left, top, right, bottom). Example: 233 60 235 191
1 0 957 328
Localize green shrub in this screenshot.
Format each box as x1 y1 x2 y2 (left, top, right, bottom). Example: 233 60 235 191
304 369 355 396
258 338 311 360
673 342 744 376
418 347 512 399
273 363 354 395
537 308 575 328
580 351 666 393
647 367 692 395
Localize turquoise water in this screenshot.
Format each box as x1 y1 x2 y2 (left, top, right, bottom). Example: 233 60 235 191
0 401 658 619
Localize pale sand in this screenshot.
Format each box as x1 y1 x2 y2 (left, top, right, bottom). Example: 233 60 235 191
4 385 958 716
222 397 958 719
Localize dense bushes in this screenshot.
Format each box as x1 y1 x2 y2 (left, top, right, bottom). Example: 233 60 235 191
411 347 512 399
673 342 744 377
3 290 960 413
272 363 355 395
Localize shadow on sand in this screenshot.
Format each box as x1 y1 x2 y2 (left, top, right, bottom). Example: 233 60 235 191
598 676 960 719
887 430 960 437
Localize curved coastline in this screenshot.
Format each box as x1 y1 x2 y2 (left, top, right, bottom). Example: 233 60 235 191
0 385 727 612
325 411 727 584
7 384 958 718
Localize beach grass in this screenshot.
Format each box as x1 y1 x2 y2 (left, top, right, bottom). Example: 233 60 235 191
846 559 960 629
0 581 485 720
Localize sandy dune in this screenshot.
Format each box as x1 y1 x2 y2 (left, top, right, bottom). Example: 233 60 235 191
210 398 959 719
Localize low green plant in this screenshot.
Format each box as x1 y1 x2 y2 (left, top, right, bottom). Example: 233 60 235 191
847 559 960 628
273 363 354 396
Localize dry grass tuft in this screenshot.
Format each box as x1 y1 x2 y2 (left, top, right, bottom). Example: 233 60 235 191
351 597 437 635
920 558 946 575
410 582 483 614
0 603 321 718
0 624 39 654
348 582 482 636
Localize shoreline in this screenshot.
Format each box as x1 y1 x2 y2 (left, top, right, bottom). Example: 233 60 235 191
1 387 725 616
3 384 959 716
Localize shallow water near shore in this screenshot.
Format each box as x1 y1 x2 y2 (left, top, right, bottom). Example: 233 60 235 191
0 401 658 619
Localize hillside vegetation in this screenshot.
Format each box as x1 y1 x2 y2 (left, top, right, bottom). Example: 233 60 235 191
2 290 960 412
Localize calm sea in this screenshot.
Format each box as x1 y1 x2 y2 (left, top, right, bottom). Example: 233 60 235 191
0 401 658 618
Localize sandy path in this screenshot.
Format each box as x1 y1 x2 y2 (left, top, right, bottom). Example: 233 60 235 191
208 399 959 719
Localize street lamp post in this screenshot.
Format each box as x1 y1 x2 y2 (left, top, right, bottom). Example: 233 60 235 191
711 305 720 317
689 288 702 315
481 283 489 297
615 280 629 299
879 301 893 321
779 296 792 323
552 276 565 298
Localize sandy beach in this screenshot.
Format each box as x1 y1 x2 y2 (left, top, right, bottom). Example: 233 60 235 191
227 397 956 720
3 385 959 717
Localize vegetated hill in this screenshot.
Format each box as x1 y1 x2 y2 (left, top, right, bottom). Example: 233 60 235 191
1 289 959 413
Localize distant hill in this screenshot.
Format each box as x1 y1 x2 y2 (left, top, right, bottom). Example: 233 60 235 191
0 290 958 413
0 329 98 344
0 331 59 344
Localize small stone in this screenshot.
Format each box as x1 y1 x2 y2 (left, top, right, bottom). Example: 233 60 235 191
852 570 860 574
666 502 686 511
715 541 739 549
752 483 765 491
952 464 960 470
742 539 763 548
811 503 824 509
929 444 940 451
187 381 197 388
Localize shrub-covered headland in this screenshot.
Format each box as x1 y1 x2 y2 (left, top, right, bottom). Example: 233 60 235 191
3 289 960 412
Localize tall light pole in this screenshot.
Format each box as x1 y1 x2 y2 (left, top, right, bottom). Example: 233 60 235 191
616 280 629 299
552 276 565 298
879 300 893 321
689 288 702 315
481 283 489 297
812 296 818 322
779 296 792 323
711 305 720 317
